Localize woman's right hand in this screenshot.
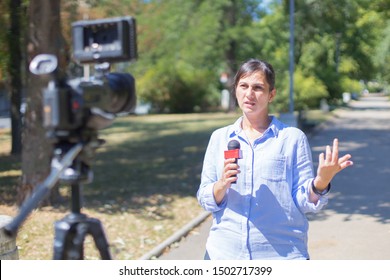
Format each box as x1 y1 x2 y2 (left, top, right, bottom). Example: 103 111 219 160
213 158 240 204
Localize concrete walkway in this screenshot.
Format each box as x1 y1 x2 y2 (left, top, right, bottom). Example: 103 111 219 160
158 94 390 260
0 117 10 129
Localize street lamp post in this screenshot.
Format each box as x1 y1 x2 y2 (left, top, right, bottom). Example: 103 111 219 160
279 0 298 127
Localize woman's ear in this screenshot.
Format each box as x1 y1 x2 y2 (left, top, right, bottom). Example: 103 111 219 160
269 89 276 103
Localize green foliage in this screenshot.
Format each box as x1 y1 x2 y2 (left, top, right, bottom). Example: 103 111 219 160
137 58 220 113
373 20 390 84
133 0 226 113
270 75 289 113
132 0 270 113
272 67 328 112
0 0 9 81
293 68 328 110
2 0 389 113
340 77 364 95
367 81 386 93
282 0 388 101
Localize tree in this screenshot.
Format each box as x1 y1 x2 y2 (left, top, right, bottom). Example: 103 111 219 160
275 0 387 106
19 0 67 205
0 1 8 82
134 0 268 113
8 0 23 155
371 0 390 89
374 21 390 88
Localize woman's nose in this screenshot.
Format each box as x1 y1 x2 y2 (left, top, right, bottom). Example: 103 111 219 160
245 87 255 97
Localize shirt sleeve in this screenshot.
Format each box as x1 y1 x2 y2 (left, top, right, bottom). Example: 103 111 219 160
292 132 328 213
197 130 227 212
295 179 329 213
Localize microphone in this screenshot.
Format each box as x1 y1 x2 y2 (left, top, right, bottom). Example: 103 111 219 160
224 140 242 183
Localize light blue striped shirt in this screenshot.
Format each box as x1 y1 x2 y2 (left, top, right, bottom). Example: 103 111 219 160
197 116 328 259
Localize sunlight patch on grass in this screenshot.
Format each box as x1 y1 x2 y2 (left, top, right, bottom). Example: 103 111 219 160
0 169 21 177
1 113 241 259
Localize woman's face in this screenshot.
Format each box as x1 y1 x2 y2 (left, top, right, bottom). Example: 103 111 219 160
235 71 276 116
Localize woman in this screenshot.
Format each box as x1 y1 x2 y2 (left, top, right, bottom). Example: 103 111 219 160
197 58 353 260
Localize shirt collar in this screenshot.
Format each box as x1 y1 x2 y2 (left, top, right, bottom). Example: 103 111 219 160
228 115 283 139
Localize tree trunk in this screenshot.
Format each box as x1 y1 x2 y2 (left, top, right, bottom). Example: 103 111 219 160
18 0 65 206
8 0 23 155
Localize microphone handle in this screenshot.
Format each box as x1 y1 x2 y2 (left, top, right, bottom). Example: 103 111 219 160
231 157 238 184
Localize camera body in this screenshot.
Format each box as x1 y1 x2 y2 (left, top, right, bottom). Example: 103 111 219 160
42 72 136 137
33 16 138 142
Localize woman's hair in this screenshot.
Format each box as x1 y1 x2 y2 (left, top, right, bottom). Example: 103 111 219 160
232 58 276 93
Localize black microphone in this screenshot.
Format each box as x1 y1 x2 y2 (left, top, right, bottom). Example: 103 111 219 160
224 140 242 183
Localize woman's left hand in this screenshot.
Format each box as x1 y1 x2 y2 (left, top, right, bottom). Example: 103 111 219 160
314 138 353 190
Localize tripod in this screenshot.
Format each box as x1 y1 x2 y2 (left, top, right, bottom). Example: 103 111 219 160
53 183 111 259
4 142 112 260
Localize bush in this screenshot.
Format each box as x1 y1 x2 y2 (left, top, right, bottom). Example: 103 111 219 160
293 68 329 110
137 60 220 113
272 68 328 112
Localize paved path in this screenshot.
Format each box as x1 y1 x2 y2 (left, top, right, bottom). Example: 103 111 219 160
0 117 10 129
158 94 390 260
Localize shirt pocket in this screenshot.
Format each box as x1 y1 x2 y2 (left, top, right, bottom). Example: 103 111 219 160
257 155 287 182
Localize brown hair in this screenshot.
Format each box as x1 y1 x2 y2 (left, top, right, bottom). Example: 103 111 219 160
232 58 276 94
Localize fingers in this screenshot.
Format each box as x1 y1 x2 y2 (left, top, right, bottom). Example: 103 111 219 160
338 154 353 170
319 138 353 172
223 158 240 183
322 138 340 164
332 138 339 164
318 152 325 165
324 138 339 164
325 145 331 163
339 153 352 162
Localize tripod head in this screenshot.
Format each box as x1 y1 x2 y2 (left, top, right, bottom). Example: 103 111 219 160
3 142 84 238
4 140 112 259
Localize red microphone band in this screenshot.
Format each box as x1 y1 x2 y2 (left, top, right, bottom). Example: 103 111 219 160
224 149 242 159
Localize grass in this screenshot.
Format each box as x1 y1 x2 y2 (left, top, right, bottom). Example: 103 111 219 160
0 110 332 260
0 112 241 260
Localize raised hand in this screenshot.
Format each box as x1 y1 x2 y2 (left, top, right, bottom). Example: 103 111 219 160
314 138 353 191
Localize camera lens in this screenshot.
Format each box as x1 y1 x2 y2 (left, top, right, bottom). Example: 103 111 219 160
106 72 136 114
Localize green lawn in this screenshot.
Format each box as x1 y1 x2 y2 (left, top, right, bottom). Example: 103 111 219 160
0 112 241 259
0 110 330 259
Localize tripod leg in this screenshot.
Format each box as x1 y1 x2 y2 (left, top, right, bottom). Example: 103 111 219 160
87 217 112 260
53 220 70 260
53 217 88 260
53 219 86 260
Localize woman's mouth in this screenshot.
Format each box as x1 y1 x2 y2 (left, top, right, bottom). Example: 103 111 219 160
244 101 255 107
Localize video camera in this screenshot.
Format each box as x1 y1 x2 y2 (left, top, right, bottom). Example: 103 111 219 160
2 17 138 258
30 16 137 142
